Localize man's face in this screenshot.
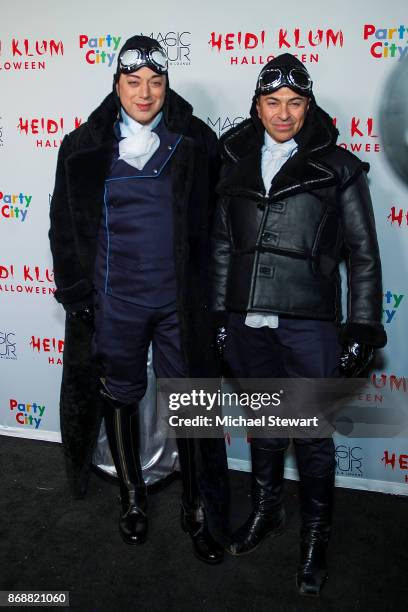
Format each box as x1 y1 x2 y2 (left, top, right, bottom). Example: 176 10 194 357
116 67 166 124
256 87 310 142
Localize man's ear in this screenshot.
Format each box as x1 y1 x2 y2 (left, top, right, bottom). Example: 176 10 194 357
256 98 261 118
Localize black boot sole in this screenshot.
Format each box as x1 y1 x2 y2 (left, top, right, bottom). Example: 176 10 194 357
181 516 224 564
119 511 148 546
191 548 224 565
119 530 148 546
296 573 328 597
226 523 286 557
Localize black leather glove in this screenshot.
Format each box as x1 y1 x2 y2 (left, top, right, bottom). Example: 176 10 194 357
215 326 227 359
68 305 94 329
338 341 374 377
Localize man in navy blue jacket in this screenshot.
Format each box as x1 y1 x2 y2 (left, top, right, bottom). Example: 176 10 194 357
50 35 228 563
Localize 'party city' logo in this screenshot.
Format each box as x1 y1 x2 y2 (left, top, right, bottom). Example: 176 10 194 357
383 290 404 324
0 331 16 360
79 34 122 67
0 189 32 223
363 24 408 61
0 38 64 71
9 398 46 429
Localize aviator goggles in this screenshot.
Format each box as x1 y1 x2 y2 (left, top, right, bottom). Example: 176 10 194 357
256 67 313 96
119 47 168 75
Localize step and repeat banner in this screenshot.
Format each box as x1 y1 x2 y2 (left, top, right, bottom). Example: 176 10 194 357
1 0 407 494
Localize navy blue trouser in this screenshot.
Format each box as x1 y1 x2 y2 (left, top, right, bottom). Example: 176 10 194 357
93 292 205 510
93 292 186 404
225 313 342 476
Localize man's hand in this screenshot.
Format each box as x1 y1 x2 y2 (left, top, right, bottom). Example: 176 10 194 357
338 341 374 377
68 306 94 329
216 326 227 359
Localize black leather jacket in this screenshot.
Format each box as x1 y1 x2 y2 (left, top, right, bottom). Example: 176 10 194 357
210 100 386 348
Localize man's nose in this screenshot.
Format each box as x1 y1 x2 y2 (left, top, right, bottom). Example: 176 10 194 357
278 104 290 120
139 82 150 98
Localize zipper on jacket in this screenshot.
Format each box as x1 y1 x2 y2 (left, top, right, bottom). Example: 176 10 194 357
247 196 269 308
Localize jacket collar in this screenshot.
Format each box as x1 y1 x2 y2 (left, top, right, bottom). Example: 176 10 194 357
86 89 193 146
218 104 339 199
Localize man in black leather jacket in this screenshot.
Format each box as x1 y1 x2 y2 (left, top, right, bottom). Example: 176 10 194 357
211 53 386 595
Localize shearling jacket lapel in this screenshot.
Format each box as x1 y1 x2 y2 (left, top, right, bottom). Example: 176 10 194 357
218 104 339 201
268 153 337 199
218 123 264 198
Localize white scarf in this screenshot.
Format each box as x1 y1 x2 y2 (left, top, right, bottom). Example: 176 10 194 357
118 109 162 170
261 133 297 192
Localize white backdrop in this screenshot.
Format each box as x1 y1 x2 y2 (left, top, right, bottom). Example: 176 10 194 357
1 0 407 495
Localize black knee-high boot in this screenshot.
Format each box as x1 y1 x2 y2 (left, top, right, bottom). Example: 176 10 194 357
102 390 148 545
296 470 335 597
177 438 224 564
227 445 286 556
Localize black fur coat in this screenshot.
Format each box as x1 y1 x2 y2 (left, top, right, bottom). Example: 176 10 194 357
49 90 229 541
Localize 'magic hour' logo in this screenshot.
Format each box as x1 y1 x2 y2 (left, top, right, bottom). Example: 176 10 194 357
363 24 408 61
0 189 32 223
0 331 16 360
207 116 244 138
335 444 363 478
9 398 46 429
0 38 64 71
208 27 344 66
142 32 191 66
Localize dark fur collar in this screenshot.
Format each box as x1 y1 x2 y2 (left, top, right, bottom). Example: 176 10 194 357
85 89 193 146
218 104 340 199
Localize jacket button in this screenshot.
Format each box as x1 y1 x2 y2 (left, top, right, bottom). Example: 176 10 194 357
167 145 172 150
262 232 271 242
153 169 158 174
